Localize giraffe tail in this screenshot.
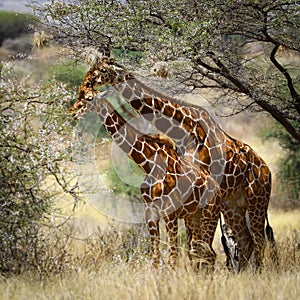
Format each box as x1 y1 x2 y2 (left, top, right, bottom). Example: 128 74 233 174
265 214 275 245
220 218 239 272
265 214 278 265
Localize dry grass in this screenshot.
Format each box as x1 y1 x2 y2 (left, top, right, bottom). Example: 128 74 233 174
1 264 299 300
0 209 299 300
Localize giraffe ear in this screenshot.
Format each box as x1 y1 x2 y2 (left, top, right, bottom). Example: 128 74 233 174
102 55 110 64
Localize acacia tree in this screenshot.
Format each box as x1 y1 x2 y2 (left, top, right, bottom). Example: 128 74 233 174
30 0 300 142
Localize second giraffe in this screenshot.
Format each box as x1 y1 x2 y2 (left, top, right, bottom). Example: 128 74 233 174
69 89 221 270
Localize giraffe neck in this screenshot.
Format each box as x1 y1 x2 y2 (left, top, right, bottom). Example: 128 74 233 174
85 96 170 175
112 75 221 144
112 75 229 180
84 65 228 173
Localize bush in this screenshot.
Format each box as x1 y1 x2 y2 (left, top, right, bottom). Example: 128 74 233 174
0 60 79 276
47 60 88 89
263 123 300 208
0 11 36 46
1 34 33 55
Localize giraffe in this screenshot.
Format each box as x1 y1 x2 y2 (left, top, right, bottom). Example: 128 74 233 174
68 89 222 269
76 55 275 271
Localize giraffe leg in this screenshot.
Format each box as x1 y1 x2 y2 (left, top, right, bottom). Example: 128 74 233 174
185 196 220 272
245 160 272 270
145 206 160 268
220 221 239 272
163 213 178 267
222 204 253 271
246 195 269 270
198 206 219 270
185 210 202 270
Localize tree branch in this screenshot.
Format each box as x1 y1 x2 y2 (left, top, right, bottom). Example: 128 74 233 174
270 44 300 115
255 98 300 142
194 52 300 142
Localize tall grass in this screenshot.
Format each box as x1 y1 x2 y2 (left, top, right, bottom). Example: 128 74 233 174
0 210 299 300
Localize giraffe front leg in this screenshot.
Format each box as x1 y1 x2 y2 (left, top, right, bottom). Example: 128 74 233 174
145 206 160 268
185 210 201 270
198 212 219 271
185 204 219 272
164 213 178 267
199 192 221 271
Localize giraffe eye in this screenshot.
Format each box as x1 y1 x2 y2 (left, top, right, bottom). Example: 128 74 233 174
86 82 91 88
87 96 93 101
101 68 107 73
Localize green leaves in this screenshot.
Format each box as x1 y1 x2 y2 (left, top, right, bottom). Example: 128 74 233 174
0 60 78 275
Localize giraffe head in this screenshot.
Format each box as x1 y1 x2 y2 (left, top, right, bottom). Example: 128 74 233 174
68 88 105 119
93 56 128 84
76 56 130 105
68 84 117 119
67 92 90 119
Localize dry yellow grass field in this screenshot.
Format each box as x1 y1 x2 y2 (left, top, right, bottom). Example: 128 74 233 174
0 204 299 300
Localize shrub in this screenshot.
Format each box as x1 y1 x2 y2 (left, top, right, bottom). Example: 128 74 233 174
0 11 36 46
0 60 79 276
263 123 300 208
47 60 88 88
1 34 33 55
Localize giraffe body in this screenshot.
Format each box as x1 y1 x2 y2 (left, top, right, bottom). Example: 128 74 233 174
77 56 273 270
69 91 221 269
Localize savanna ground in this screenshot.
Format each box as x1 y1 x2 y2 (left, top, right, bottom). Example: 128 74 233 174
0 207 299 300
1 46 300 300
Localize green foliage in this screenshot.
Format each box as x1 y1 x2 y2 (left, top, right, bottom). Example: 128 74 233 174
263 123 300 206
0 60 79 275
32 0 300 142
47 61 88 89
111 48 145 64
0 11 37 46
105 161 142 199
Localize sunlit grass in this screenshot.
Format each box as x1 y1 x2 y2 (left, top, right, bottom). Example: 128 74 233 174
0 209 299 300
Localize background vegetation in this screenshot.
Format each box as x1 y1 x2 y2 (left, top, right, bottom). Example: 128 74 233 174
30 0 300 205
31 0 300 141
263 122 300 208
0 11 36 46
0 58 80 276
0 11 36 55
